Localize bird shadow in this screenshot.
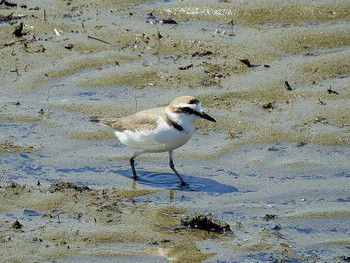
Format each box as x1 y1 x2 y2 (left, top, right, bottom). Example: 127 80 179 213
110 169 238 193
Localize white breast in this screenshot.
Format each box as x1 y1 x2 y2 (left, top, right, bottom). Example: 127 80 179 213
115 117 195 153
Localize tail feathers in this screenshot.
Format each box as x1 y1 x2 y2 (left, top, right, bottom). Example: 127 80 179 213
90 116 117 129
98 118 118 128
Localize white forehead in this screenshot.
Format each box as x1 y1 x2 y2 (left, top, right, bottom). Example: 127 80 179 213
176 102 202 110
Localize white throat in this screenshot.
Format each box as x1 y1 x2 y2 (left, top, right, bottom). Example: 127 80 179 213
165 108 197 134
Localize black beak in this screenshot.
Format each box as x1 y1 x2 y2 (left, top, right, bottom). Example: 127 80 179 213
199 112 216 122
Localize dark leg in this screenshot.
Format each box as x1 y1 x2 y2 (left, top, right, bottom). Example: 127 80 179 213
169 151 187 186
130 154 138 180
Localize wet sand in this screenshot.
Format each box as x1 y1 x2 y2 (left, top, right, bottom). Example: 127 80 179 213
1 0 350 262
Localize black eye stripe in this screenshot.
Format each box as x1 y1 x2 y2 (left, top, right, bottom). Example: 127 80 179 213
175 107 201 116
181 107 194 113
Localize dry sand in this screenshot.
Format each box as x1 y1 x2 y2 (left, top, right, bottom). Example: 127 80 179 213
1 0 350 262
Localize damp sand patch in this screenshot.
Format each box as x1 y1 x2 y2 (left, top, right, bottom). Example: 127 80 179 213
77 58 241 90
52 103 134 121
0 140 38 153
0 183 229 262
150 0 350 25
298 50 350 83
267 25 350 54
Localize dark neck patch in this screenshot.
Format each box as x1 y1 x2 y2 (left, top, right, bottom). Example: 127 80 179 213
165 115 184 131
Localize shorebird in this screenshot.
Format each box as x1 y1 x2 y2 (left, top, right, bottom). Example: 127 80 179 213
91 96 216 185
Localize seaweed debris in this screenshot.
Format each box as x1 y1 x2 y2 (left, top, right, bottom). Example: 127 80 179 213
181 212 231 233
49 181 90 192
12 219 23 229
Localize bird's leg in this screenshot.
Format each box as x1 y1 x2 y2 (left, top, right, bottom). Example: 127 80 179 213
130 153 138 180
169 151 187 186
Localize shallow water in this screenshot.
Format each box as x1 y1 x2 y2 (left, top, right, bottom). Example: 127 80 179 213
1 0 350 262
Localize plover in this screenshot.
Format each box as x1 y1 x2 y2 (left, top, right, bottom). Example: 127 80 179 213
91 96 216 185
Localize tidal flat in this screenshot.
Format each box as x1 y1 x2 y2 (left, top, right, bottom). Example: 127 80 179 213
1 0 349 262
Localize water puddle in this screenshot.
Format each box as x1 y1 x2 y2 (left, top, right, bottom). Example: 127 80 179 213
111 169 238 193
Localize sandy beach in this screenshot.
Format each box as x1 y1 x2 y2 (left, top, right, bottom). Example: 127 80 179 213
1 0 350 262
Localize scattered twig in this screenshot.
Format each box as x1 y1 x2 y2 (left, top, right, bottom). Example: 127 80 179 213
327 86 339 94
159 19 177 25
262 101 275 109
263 214 277 221
10 68 19 76
239 59 252 67
192 51 213 57
228 19 235 36
284 81 292 91
0 0 17 7
318 98 326 105
156 31 162 40
297 142 308 147
87 35 111 45
268 146 279 151
64 43 73 50
239 58 260 68
178 64 193 70
12 219 23 229
13 22 24 37
54 28 60 36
